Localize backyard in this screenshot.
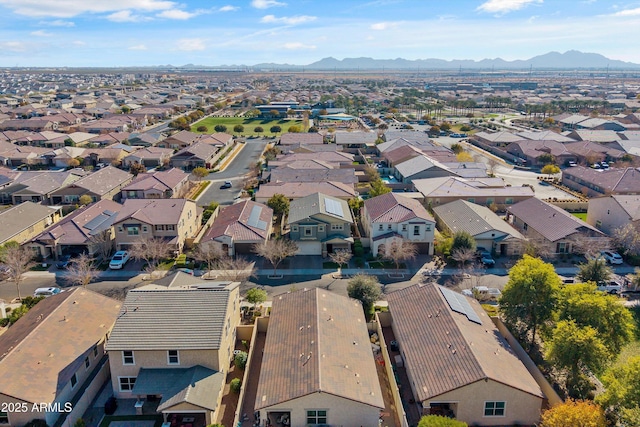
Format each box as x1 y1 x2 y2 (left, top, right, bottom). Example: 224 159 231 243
191 117 305 137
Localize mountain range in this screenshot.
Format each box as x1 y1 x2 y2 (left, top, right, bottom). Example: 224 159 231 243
183 51 640 70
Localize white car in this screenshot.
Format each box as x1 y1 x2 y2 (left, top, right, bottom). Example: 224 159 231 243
600 250 623 265
109 251 130 269
34 287 63 298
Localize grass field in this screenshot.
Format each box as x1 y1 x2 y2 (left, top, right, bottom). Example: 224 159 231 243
192 117 305 136
571 212 588 221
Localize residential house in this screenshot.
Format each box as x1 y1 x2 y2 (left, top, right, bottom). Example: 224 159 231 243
564 141 626 164
157 130 201 149
254 181 356 204
395 155 472 183
506 197 607 256
433 199 525 256
254 288 384 427
516 130 576 143
385 283 544 425
362 192 435 255
112 198 199 252
268 167 358 185
202 200 273 255
29 199 120 259
587 195 640 235
50 166 133 204
0 145 49 167
4 169 88 205
170 142 219 171
334 131 379 147
267 151 355 170
121 168 191 200
0 288 121 427
0 201 62 246
279 132 323 146
471 131 522 146
505 140 576 167
128 132 165 147
566 130 621 144
105 282 240 426
561 166 640 197
288 192 354 256
122 147 173 169
413 177 534 211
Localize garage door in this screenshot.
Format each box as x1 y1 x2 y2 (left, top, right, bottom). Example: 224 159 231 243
296 241 322 255
234 243 255 255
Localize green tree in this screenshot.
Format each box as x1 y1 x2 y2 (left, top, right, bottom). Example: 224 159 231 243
121 105 131 114
79 194 93 205
196 125 207 132
440 122 452 131
230 378 241 393
191 167 209 180
201 201 219 225
540 399 606 427
451 231 476 253
245 288 267 310
499 255 560 348
450 143 464 154
254 126 264 133
417 415 467 427
233 124 244 133
234 351 248 370
287 125 302 133
541 164 560 175
547 320 609 396
267 194 290 217
597 356 640 427
308 126 318 133
369 179 391 197
214 124 227 133
557 282 634 355
270 125 282 134
538 153 555 165
577 258 612 285
347 274 382 318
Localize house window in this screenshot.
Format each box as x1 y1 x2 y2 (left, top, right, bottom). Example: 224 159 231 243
93 346 98 358
484 401 505 417
119 377 137 392
127 226 139 236
292 226 298 232
167 350 180 365
305 228 312 236
0 412 8 424
523 223 528 231
122 350 135 365
413 225 420 236
379 224 384 231
467 198 475 203
505 198 513 205
318 226 324 232
128 191 136 198
402 224 407 231
387 224 392 230
154 224 165 231
117 226 123 233
556 242 568 253
142 226 148 233
331 224 343 231
70 373 78 389
85 356 90 369
166 224 175 231
425 224 431 232
596 220 602 229
306 410 327 425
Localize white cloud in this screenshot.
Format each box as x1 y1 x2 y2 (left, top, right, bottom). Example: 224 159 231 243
43 19 75 27
0 41 30 52
30 30 53 36
261 14 316 25
477 0 543 14
0 0 176 18
175 38 206 51
612 7 640 16
370 22 398 30
156 9 196 19
107 10 142 22
283 42 316 50
72 40 86 46
219 5 239 12
251 0 285 9
128 44 148 50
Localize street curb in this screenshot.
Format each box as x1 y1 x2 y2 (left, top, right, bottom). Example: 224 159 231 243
216 142 246 172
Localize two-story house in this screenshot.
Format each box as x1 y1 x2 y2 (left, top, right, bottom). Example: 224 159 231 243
287 192 354 256
0 289 121 427
112 198 199 253
362 192 436 255
50 166 133 204
0 201 62 246
105 282 240 427
120 168 191 200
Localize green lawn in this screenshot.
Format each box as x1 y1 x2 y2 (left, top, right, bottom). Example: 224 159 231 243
191 117 305 136
571 212 588 221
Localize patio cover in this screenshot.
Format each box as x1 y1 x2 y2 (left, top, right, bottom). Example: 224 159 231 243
132 366 224 412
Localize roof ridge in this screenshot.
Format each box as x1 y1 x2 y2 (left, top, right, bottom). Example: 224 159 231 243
314 289 322 393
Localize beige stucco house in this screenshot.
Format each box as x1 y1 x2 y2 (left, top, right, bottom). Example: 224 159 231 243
0 289 121 427
0 201 62 245
386 283 544 426
254 288 384 427
105 281 240 426
587 194 640 235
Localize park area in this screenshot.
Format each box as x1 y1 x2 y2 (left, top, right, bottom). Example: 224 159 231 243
191 117 305 137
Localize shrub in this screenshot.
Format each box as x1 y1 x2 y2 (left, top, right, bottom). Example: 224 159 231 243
196 125 207 132
230 378 241 393
234 351 248 370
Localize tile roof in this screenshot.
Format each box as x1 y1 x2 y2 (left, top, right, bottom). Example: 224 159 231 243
413 177 534 199
173 141 218 160
105 285 236 351
610 195 640 220
507 197 603 241
270 167 357 184
288 192 354 224
516 130 576 142
364 192 434 224
279 132 323 145
563 166 640 194
255 181 356 200
203 200 273 242
0 288 121 404
0 201 60 244
395 155 449 178
69 165 132 196
114 198 193 226
334 131 378 145
122 168 188 192
433 199 525 239
255 288 384 410
386 283 543 401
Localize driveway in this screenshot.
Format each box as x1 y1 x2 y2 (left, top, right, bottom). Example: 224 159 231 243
197 138 269 207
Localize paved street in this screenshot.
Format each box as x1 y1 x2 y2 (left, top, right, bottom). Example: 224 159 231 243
197 138 270 207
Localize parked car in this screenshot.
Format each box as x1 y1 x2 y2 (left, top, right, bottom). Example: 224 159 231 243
600 250 623 265
476 248 495 267
567 161 578 167
539 180 551 186
220 181 232 189
34 287 63 298
109 251 130 269
0 265 11 279
55 254 72 269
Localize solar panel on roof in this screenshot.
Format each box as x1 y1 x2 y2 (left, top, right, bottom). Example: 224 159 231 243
440 287 482 325
324 197 344 218
247 205 268 230
84 214 109 231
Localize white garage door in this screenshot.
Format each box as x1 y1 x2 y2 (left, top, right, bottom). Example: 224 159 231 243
296 241 322 255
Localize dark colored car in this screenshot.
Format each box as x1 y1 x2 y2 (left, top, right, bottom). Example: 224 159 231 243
56 254 72 269
220 181 232 189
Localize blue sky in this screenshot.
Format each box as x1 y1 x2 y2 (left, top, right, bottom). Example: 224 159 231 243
2 0 640 67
